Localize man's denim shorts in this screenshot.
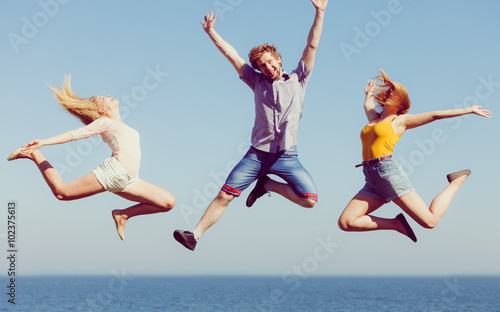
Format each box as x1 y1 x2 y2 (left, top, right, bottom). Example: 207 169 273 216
222 145 318 201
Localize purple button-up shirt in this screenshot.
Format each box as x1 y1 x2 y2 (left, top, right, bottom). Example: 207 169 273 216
240 59 312 153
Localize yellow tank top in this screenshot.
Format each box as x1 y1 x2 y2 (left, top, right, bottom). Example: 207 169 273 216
360 120 402 161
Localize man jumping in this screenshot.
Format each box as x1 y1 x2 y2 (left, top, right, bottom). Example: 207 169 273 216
174 0 328 251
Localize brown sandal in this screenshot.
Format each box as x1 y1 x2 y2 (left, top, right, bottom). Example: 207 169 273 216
396 213 417 243
446 169 471 183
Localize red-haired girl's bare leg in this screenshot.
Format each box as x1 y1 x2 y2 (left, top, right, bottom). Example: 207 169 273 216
393 174 468 229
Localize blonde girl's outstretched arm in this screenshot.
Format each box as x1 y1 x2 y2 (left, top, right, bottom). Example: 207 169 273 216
24 117 108 153
23 132 74 152
399 105 492 131
364 80 379 122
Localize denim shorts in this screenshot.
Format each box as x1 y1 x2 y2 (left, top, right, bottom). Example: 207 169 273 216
222 145 318 201
92 157 138 193
359 156 414 202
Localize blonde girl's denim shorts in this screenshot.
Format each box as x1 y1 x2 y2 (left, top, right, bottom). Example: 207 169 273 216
92 157 138 193
359 157 414 202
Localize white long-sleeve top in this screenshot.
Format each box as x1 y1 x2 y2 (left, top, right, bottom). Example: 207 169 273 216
68 117 141 177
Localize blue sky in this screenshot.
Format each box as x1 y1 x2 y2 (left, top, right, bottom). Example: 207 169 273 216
1 0 499 277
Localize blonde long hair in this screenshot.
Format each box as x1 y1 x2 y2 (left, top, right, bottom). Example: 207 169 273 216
49 75 100 125
373 69 411 115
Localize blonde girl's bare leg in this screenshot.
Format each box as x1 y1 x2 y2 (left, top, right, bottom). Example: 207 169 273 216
112 179 175 240
23 149 105 200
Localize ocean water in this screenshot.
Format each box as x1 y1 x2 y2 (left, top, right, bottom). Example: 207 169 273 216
3 275 500 312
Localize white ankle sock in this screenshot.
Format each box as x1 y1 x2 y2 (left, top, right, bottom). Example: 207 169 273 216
193 229 202 241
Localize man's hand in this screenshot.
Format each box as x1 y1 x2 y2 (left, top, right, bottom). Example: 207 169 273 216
312 0 328 12
302 0 328 69
201 11 217 33
199 11 246 77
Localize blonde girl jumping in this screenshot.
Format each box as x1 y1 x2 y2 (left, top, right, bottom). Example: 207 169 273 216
8 76 175 240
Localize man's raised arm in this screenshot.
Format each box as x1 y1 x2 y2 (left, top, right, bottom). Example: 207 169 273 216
302 0 328 70
201 12 247 77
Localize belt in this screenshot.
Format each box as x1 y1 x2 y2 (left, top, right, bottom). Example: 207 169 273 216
355 155 392 168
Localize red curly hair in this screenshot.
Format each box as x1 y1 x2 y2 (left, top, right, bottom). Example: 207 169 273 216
373 69 411 115
248 43 282 71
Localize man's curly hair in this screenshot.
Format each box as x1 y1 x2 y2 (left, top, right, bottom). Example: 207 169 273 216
248 43 282 71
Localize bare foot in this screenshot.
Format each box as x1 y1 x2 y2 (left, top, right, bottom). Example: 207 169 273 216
112 210 127 240
7 148 33 161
